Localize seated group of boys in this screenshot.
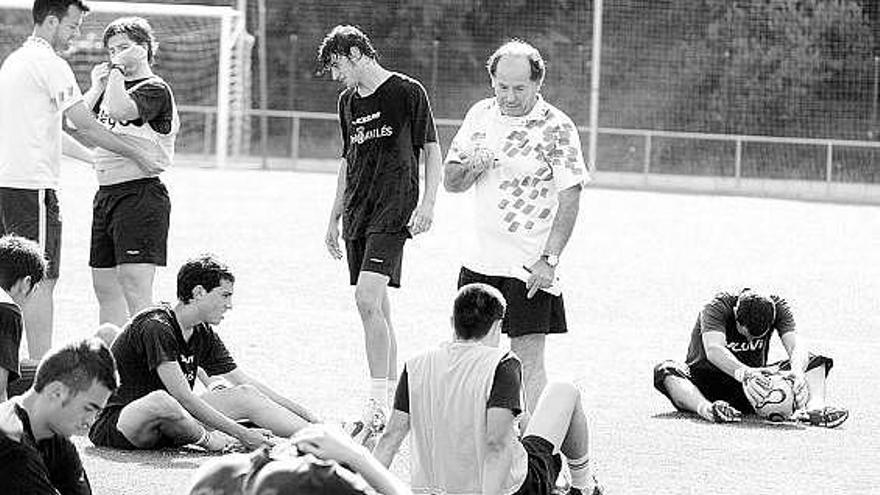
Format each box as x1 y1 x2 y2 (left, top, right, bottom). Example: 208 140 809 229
0 233 847 495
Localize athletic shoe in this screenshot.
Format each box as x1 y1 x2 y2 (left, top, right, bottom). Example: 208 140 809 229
567 475 605 495
196 429 241 452
362 398 388 436
793 407 849 428
710 400 742 423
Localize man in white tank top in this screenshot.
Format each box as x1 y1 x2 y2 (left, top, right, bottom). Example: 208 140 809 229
373 284 603 495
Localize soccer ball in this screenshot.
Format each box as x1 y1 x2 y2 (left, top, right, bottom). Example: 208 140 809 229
743 373 796 422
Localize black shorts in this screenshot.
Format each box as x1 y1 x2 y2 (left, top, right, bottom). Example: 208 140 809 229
88 405 179 450
345 231 408 288
458 267 567 337
513 435 563 495
0 187 62 279
90 178 170 268
653 354 834 414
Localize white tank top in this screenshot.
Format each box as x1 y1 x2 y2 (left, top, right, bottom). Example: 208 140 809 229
94 77 179 186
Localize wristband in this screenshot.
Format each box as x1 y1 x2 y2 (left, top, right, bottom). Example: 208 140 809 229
109 64 126 75
734 367 746 383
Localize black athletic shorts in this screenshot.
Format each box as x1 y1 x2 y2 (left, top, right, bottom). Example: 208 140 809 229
88 405 179 450
345 231 408 288
513 435 563 495
458 266 567 337
90 178 170 268
0 187 62 279
653 354 834 414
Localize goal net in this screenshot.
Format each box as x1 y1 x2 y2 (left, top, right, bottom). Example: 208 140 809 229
0 0 251 167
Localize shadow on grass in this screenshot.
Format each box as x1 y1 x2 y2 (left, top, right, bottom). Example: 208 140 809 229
83 445 215 469
651 411 806 431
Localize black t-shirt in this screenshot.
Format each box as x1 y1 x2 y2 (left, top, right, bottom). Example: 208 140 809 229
0 401 92 495
0 300 23 383
393 353 522 416
103 304 236 410
92 77 174 134
685 290 795 372
338 73 437 239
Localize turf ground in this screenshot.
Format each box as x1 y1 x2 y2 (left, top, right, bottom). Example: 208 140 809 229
46 159 880 495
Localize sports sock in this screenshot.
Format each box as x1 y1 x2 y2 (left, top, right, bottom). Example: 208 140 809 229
370 378 387 407
567 453 594 491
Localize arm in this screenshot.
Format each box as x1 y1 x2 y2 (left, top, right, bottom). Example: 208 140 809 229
101 67 140 122
524 184 582 298
155 362 264 448
221 368 320 423
482 407 516 495
325 159 347 259
372 409 410 468
0 367 7 401
63 102 157 174
294 424 411 495
443 150 489 193
408 141 442 235
61 132 95 164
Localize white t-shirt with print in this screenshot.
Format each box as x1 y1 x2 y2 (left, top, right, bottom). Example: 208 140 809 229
0 37 83 189
447 96 590 294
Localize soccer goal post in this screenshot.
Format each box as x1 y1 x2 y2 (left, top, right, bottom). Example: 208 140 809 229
0 0 249 168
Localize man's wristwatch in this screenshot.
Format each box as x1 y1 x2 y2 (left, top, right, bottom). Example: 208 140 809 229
541 253 559 267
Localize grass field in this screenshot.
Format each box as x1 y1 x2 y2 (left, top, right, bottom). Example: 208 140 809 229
46 159 880 495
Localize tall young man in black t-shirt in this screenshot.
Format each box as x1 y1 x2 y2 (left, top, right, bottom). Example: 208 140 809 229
653 289 848 427
317 25 442 425
0 338 117 495
82 17 177 328
0 235 46 401
373 284 603 495
89 254 320 452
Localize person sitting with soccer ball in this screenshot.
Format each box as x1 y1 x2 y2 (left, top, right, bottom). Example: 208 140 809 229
653 288 848 427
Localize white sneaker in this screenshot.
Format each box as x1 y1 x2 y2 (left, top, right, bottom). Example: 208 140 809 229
196 429 240 452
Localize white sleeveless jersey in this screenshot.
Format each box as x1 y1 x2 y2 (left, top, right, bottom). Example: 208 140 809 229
94 77 179 186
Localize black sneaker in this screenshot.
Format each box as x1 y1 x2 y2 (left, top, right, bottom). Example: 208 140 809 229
567 475 604 495
794 407 849 428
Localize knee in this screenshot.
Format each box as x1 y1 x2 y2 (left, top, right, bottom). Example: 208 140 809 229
354 287 382 317
117 268 151 294
228 384 264 401
92 276 121 299
143 390 186 420
95 323 120 347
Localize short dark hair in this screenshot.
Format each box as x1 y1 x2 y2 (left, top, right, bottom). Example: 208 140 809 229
0 234 46 292
453 283 506 340
33 338 118 396
103 16 158 63
33 0 89 26
486 40 546 84
316 25 378 74
177 254 235 303
735 290 776 338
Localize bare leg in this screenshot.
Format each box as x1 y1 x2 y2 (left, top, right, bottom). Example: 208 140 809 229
382 290 397 379
92 268 129 327
355 272 391 381
116 390 204 448
510 334 547 413
201 384 309 437
661 375 713 419
804 365 827 411
22 278 56 360
116 263 156 317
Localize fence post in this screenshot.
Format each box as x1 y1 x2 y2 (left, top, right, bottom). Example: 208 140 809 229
734 139 743 187
289 34 299 169
643 133 651 175
290 116 300 171
826 142 833 183
204 112 213 157
431 39 439 103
